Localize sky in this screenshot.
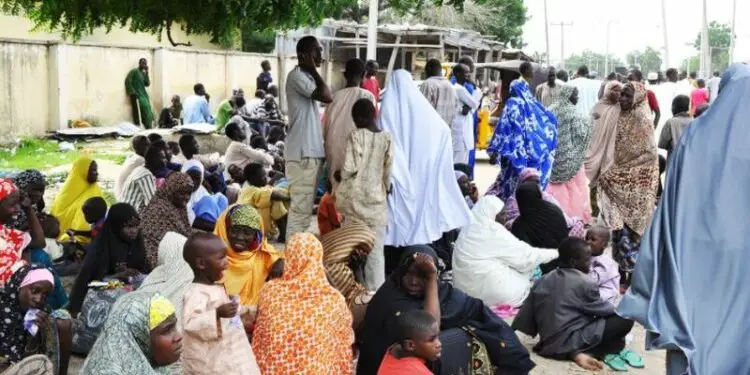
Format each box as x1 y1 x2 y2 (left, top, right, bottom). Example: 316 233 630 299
522 0 749 69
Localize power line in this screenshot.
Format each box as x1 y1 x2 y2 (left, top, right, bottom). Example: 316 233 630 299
550 22 573 69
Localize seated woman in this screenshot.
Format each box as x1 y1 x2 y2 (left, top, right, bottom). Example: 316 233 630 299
140 172 194 268
137 232 193 327
182 161 212 225
511 181 570 274
81 293 182 374
214 205 283 307
0 265 73 375
453 196 558 309
320 223 376 331
191 194 229 232
51 156 103 244
120 145 168 212
512 238 642 372
0 179 45 286
9 169 46 232
253 233 354 374
67 203 151 316
357 246 535 375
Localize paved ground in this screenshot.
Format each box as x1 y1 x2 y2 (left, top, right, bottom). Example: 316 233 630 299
53 143 666 374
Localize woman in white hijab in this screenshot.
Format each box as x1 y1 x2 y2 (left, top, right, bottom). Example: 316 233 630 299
379 70 471 248
452 195 558 308
181 160 211 224
138 232 193 326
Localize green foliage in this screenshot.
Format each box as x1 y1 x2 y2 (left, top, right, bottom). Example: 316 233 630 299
691 21 732 73
563 50 623 76
242 30 276 53
0 138 128 171
625 47 663 74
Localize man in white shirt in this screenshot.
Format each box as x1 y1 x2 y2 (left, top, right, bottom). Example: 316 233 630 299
451 64 481 164
706 70 721 103
114 135 150 199
568 65 602 117
284 36 333 238
223 122 273 170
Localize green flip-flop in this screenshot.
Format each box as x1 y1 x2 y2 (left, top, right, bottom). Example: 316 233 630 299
603 353 629 372
620 349 645 368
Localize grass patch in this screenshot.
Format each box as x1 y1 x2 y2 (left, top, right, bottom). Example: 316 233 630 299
0 138 128 171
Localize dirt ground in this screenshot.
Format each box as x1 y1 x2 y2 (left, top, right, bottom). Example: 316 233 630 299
47 141 666 374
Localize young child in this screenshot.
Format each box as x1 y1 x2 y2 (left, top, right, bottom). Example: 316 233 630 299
238 163 289 242
377 309 441 375
512 237 643 372
317 180 342 237
42 214 64 261
181 233 261 375
65 196 108 244
586 226 620 305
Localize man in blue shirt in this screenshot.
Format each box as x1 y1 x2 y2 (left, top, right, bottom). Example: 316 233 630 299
183 83 214 124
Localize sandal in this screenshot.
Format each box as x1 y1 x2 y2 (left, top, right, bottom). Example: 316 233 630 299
603 353 629 372
620 349 645 368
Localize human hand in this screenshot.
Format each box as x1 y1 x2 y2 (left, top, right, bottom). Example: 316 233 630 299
33 310 49 327
268 259 284 280
19 191 32 210
216 301 239 319
66 229 76 238
412 253 437 278
470 184 479 202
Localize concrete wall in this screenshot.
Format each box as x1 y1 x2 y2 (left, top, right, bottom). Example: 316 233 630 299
0 38 284 142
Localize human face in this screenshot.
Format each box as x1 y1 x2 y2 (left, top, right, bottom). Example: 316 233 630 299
547 70 556 85
407 322 442 362
202 242 229 282
227 224 257 252
228 165 244 183
0 191 21 223
171 188 191 209
619 86 635 111
121 217 141 243
150 314 182 366
262 62 271 72
23 183 45 206
307 40 324 68
187 139 200 155
573 245 593 274
607 85 622 103
401 262 428 297
569 88 579 106
457 176 471 196
87 161 99 184
585 231 608 256
268 86 279 98
139 59 148 70
19 280 53 310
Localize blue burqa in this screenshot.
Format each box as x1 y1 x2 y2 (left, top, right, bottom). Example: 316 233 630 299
617 64 750 375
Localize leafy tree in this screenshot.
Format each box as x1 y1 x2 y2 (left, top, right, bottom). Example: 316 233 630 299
378 0 527 48
693 21 732 73
564 50 623 76
0 0 484 47
625 47 663 74
530 51 548 64
242 30 276 53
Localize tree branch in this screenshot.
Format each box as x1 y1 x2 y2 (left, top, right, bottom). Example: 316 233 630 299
165 20 193 47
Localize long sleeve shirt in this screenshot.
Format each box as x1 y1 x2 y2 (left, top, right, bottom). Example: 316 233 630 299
183 95 215 124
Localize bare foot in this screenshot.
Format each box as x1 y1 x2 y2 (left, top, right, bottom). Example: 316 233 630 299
574 353 604 371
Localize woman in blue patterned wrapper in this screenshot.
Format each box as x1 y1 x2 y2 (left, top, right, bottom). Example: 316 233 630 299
486 78 558 201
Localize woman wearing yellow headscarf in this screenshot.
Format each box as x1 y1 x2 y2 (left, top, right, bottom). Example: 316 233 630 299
51 156 103 243
214 204 283 306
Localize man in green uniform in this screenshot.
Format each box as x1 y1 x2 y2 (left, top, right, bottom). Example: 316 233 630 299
125 58 155 128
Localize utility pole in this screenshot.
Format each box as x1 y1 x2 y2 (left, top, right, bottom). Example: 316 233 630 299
699 0 709 77
543 0 550 66
729 0 737 64
366 0 379 61
661 0 670 68
551 22 573 70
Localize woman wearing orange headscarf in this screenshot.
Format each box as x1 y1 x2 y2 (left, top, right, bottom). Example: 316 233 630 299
214 204 283 306
253 233 354 374
51 156 103 243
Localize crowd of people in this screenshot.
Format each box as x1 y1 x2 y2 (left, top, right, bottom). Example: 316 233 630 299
1 31 747 375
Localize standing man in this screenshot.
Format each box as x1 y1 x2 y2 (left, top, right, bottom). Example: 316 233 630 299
568 65 601 117
420 59 457 127
285 36 332 238
706 70 721 103
257 60 273 92
362 60 381 102
535 67 561 107
452 64 480 164
125 58 154 128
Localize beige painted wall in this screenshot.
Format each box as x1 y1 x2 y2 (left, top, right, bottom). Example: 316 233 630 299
0 41 49 142
0 15 224 51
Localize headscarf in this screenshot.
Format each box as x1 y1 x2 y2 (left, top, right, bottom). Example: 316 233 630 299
618 64 750 375
502 168 565 229
192 194 228 224
215 204 282 306
253 233 354 374
68 203 150 314
510 181 569 250
320 223 376 306
81 292 180 375
140 172 194 268
50 156 103 242
0 179 28 286
19 268 54 289
596 82 659 236
379 70 471 246
9 170 45 230
138 232 193 327
548 85 593 183
453 196 558 307
487 78 558 200
357 246 535 375
0 264 53 363
181 160 210 224
585 80 623 185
